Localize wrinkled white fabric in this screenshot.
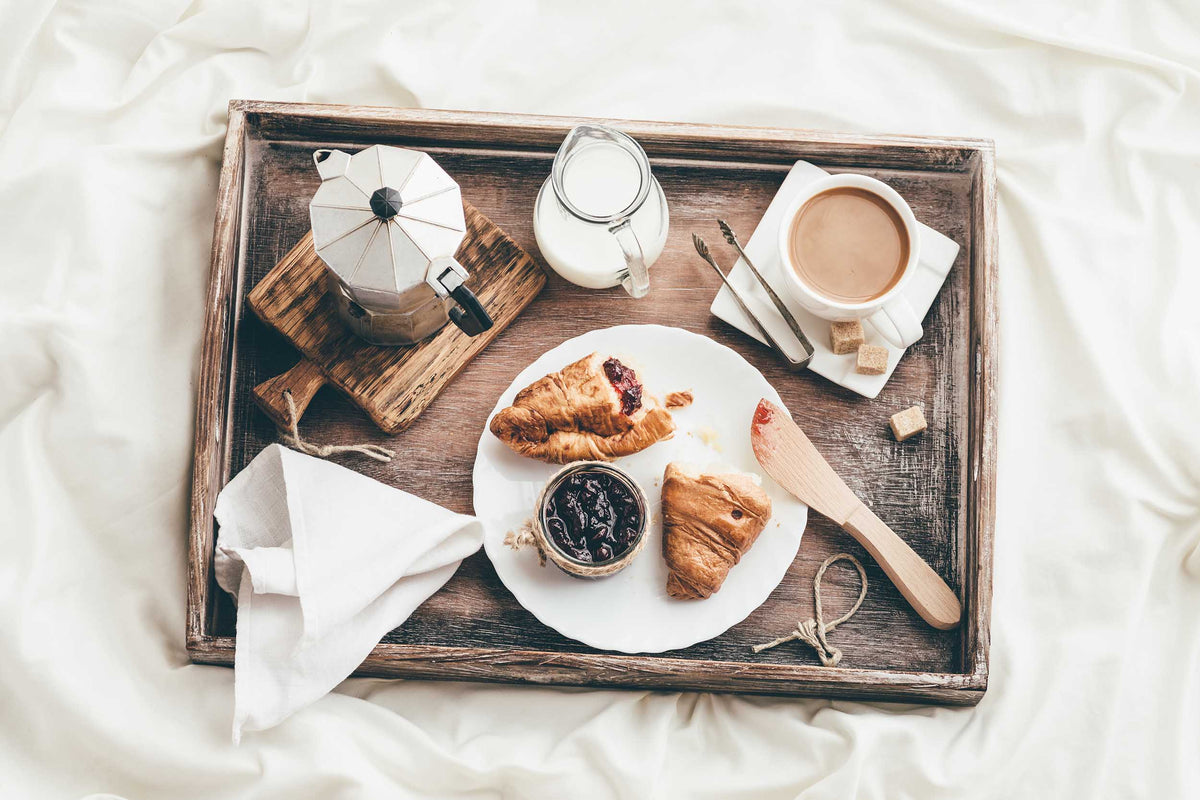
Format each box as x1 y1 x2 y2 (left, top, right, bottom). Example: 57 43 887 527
2 1 1198 798
213 444 483 742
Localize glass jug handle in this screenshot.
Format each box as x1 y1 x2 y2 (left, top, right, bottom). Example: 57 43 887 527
611 219 650 299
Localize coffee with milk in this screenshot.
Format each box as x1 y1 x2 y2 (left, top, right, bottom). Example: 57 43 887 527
786 187 910 305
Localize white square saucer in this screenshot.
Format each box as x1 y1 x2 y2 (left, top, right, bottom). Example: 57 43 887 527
709 161 961 398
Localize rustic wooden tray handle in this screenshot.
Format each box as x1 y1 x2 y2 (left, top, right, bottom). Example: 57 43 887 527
252 359 327 431
842 504 962 630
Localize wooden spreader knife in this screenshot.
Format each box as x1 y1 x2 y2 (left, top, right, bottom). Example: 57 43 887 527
751 399 962 630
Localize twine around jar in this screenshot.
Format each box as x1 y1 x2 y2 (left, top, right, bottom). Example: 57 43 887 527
753 553 868 667
278 390 396 463
504 520 547 566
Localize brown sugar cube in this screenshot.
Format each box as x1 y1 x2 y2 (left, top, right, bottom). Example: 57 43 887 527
855 345 889 375
830 320 865 354
889 406 927 442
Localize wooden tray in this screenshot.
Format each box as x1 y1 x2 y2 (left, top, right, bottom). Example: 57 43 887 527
189 101 997 705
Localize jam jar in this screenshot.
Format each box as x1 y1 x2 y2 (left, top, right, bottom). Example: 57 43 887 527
534 461 649 579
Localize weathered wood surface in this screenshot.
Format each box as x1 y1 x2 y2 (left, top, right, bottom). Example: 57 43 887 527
188 102 997 705
247 204 546 433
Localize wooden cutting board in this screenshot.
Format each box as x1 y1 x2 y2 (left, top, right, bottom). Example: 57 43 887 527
246 202 546 434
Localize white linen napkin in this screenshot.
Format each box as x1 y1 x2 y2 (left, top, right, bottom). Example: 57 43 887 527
213 443 483 742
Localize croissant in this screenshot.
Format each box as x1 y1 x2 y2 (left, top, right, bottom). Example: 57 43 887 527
489 352 675 464
661 463 772 600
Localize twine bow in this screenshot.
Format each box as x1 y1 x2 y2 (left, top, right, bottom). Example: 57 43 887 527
504 519 547 566
753 553 868 667
277 390 395 463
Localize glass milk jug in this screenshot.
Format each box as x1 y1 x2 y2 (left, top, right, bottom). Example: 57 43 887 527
533 125 669 298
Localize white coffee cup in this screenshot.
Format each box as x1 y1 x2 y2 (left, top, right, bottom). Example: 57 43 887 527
776 174 923 348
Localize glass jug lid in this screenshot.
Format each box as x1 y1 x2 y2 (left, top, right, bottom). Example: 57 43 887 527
550 124 652 224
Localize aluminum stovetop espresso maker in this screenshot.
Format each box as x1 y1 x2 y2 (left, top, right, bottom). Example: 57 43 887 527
309 145 493 345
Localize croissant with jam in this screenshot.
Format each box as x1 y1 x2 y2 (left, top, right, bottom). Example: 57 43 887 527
661 463 772 600
489 352 676 464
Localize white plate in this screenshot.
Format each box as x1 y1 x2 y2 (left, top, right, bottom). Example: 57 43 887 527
473 324 808 653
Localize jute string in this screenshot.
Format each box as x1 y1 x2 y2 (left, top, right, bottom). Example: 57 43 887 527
504 519 546 566
753 553 868 667
278 390 395 463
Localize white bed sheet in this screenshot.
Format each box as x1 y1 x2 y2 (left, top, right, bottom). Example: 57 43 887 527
2 1 1198 797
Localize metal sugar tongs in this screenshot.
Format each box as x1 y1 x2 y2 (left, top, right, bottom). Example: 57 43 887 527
693 220 815 370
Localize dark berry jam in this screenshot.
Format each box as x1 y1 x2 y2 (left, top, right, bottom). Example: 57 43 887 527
544 469 643 564
603 357 643 416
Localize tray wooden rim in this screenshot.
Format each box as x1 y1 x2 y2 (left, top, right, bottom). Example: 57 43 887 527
188 101 997 706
